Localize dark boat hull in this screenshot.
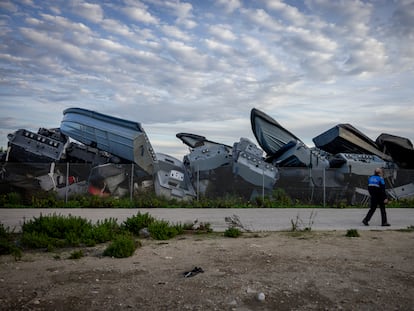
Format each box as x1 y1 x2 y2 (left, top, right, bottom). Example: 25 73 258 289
376 133 414 168
312 124 391 161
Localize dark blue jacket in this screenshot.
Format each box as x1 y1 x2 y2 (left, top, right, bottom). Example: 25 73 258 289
368 175 387 200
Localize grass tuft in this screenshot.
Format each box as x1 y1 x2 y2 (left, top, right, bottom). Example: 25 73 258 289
224 227 242 238
345 229 360 237
103 234 139 258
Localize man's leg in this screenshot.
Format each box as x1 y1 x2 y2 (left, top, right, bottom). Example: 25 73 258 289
380 203 389 226
363 197 378 225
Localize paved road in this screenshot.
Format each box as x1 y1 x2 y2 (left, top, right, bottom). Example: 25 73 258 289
1 208 413 232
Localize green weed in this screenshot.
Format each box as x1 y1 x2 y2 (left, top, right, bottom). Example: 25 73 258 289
88 218 122 243
0 223 22 260
148 220 183 240
290 211 316 232
69 249 84 259
345 229 360 237
103 234 139 258
122 212 155 235
272 188 292 207
224 227 241 238
397 225 414 232
20 214 121 250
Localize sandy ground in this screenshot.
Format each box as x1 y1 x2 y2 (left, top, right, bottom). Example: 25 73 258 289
0 230 413 311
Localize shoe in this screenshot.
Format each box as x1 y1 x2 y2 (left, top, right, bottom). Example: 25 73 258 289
362 220 369 226
382 223 391 227
183 266 204 278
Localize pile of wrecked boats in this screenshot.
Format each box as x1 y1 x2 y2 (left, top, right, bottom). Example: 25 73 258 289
1 107 413 205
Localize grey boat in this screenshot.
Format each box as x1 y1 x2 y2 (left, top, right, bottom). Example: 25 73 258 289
61 107 157 175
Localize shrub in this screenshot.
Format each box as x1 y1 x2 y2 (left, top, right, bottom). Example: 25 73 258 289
122 212 155 235
0 192 23 207
69 250 84 259
398 225 414 232
0 223 22 260
88 218 121 243
272 188 292 207
20 214 121 249
0 223 8 239
22 214 93 241
224 227 241 238
103 234 138 258
345 229 360 237
20 231 65 249
148 220 183 240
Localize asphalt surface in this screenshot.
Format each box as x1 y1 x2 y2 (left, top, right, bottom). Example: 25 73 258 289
1 208 413 232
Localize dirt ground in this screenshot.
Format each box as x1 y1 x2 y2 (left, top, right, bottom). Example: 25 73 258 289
0 230 413 311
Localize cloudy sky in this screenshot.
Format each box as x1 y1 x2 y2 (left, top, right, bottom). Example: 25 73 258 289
1 0 413 159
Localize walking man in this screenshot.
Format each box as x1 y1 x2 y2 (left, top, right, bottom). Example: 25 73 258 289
363 168 390 226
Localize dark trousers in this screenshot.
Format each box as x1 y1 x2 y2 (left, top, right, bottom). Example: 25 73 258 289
364 196 388 224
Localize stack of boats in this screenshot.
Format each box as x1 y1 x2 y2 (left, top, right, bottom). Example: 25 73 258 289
1 107 413 204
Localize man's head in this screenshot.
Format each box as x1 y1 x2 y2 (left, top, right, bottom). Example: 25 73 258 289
374 167 383 176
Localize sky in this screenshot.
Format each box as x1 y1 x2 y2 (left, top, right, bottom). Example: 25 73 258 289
1 0 413 160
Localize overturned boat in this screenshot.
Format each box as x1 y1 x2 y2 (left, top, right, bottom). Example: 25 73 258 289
177 133 279 199
177 133 233 172
154 153 196 201
232 137 279 190
251 108 330 168
177 133 233 197
61 107 158 175
5 128 68 164
250 108 346 203
312 124 392 161
376 133 414 169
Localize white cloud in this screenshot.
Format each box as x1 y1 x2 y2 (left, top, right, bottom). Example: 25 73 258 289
264 0 307 26
215 0 241 14
239 34 288 75
0 0 413 156
101 19 134 37
0 1 17 12
19 27 87 63
208 24 237 41
241 8 282 31
164 0 195 28
38 14 92 35
161 25 191 41
204 38 234 56
163 39 209 70
122 5 158 25
344 37 388 75
70 0 104 23
306 0 372 30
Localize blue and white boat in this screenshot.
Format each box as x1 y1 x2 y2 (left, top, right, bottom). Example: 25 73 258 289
60 107 157 174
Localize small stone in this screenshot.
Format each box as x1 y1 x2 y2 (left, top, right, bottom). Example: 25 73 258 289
257 292 265 301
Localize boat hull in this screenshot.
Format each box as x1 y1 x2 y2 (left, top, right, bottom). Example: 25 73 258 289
60 108 157 174
312 124 391 161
